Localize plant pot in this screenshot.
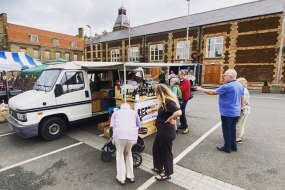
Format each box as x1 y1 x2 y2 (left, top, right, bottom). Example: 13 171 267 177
262 86 270 93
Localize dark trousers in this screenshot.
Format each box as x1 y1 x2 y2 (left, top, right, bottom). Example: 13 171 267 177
221 116 239 150
152 125 176 176
179 99 189 129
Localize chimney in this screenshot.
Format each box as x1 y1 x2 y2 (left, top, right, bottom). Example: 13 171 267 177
78 27 84 38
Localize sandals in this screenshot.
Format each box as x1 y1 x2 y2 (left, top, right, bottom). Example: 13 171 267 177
155 172 171 181
151 168 164 174
126 177 135 183
116 179 125 186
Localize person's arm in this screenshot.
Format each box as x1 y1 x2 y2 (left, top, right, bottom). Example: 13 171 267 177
241 95 245 110
146 104 159 114
165 110 182 124
195 86 218 95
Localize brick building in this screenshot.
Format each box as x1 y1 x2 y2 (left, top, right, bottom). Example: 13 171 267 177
0 13 84 63
86 0 284 87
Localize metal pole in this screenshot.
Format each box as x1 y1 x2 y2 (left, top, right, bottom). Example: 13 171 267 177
128 19 131 62
87 25 93 61
276 0 285 84
124 65 127 103
185 0 190 64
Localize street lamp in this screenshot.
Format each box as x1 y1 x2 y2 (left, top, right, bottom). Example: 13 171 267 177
185 0 190 64
276 0 285 85
86 25 93 61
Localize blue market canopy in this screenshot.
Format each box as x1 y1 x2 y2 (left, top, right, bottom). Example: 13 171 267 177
0 51 41 70
0 57 22 71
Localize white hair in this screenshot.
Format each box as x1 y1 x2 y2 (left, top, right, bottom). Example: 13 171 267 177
120 103 131 109
226 69 237 79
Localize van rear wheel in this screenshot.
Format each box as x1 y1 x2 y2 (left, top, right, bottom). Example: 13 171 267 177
40 117 66 141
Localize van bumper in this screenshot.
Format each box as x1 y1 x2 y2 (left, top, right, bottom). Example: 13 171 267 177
7 116 39 138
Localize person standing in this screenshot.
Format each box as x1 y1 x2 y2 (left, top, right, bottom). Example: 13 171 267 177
236 77 250 143
195 69 244 153
159 70 166 84
188 70 196 87
177 71 191 134
168 70 176 85
110 103 141 185
170 77 182 133
146 84 181 181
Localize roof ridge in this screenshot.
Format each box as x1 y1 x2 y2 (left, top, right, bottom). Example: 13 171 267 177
109 0 262 32
7 23 80 38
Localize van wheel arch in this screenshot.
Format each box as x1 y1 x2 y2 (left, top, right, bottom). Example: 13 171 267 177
39 115 68 141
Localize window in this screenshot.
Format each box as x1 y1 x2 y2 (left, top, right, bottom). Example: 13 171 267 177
20 48 26 53
60 71 85 93
55 52 61 59
206 37 223 58
33 50 39 59
176 41 190 60
30 35 38 42
52 39 60 45
65 53 70 61
73 54 78 61
150 44 163 61
128 47 139 62
71 42 77 48
33 70 61 92
45 51 51 61
111 49 120 62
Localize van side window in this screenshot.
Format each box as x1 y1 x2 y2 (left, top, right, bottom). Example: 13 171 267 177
60 71 84 93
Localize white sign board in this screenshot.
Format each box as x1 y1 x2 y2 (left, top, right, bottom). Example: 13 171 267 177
134 98 158 124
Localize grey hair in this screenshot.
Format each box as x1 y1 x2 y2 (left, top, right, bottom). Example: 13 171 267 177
226 69 237 79
120 103 131 109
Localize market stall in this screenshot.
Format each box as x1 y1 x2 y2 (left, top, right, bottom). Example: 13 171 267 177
113 62 196 138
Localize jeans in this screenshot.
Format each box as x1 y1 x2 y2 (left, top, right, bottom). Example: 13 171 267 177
179 99 189 129
221 116 239 150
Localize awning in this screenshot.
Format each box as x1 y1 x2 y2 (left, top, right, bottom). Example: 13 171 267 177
0 51 41 70
21 58 68 76
0 57 22 71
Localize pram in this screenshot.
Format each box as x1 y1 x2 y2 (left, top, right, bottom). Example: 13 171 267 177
101 127 147 167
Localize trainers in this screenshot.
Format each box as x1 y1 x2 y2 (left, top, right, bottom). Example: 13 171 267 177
236 140 242 143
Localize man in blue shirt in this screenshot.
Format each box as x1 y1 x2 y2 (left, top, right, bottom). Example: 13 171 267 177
196 69 244 153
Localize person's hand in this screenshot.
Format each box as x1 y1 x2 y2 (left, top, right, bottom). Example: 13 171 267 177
195 86 202 91
165 118 175 125
146 109 152 114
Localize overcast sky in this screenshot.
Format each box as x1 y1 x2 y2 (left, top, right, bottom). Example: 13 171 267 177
1 0 257 36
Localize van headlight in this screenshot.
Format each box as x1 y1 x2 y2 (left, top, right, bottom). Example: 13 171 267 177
16 113 27 122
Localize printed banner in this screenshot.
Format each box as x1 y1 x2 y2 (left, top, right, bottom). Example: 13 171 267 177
134 99 158 124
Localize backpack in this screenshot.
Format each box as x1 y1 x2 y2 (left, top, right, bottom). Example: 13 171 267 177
175 85 182 99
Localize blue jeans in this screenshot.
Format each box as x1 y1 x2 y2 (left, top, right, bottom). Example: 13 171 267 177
221 116 239 150
179 99 189 129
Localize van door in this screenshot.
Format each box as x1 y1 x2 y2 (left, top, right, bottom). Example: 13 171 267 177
55 71 91 121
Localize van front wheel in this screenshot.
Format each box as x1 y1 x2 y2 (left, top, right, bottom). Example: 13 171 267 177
40 117 66 141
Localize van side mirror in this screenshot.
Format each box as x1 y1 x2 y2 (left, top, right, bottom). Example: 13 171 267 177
54 84 63 97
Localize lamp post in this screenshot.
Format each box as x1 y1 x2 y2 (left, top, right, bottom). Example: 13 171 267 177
185 0 190 64
277 0 285 85
86 25 93 61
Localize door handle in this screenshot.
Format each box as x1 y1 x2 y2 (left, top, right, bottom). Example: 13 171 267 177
85 90 89 98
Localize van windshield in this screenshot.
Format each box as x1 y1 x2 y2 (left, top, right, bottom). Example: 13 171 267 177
33 70 61 91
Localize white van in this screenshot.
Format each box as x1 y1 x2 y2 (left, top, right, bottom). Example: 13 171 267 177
7 62 136 140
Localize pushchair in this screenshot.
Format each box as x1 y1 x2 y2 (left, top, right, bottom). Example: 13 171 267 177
101 127 147 167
